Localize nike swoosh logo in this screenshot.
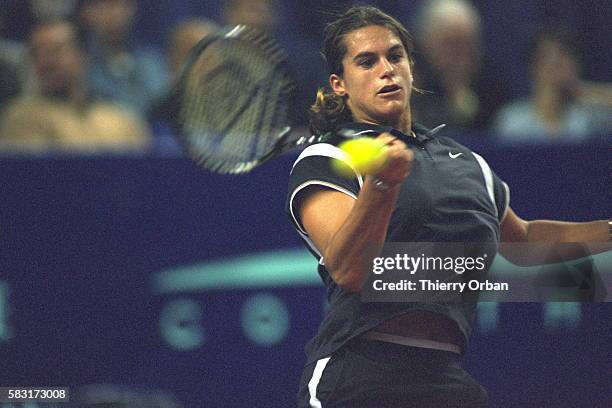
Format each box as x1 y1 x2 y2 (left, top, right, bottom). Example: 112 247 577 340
449 152 463 159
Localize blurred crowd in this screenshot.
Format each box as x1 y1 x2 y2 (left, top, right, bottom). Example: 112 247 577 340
0 0 610 155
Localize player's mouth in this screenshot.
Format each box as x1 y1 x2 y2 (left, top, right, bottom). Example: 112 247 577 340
377 84 402 96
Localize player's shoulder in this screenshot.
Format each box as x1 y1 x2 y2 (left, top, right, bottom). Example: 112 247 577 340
289 125 362 173
288 127 362 192
290 139 345 173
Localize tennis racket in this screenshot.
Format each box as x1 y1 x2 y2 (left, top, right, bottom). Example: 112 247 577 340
171 25 354 174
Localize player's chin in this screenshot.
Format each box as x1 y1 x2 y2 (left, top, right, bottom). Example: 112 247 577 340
375 103 407 122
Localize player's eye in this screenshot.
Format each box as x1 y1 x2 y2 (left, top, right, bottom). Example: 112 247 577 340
358 58 375 69
388 53 403 63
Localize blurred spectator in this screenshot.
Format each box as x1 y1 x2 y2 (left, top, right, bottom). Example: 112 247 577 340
77 0 168 115
1 1 81 98
493 24 612 143
411 0 510 131
0 20 150 153
220 0 325 127
221 0 279 32
148 18 219 153
167 18 219 79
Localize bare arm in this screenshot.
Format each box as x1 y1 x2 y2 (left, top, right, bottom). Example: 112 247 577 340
500 207 610 265
299 134 413 292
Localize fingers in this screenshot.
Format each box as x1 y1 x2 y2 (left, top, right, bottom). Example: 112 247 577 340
371 132 414 185
376 132 401 147
376 132 412 162
386 143 413 164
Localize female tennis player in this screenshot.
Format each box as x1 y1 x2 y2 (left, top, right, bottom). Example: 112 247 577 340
286 6 610 407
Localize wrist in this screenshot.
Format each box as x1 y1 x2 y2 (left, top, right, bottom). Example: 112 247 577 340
372 177 390 191
368 176 399 192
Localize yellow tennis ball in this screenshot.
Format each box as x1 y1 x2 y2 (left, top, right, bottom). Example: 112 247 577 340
332 137 387 177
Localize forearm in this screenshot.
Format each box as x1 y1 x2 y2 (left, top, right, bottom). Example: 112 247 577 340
526 219 609 242
324 177 400 292
503 219 611 266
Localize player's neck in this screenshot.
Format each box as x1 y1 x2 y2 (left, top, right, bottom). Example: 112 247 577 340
358 112 412 135
391 111 412 135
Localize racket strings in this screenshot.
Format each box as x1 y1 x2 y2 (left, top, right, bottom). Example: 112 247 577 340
178 28 295 173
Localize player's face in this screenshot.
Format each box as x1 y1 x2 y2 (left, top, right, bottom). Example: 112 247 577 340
330 25 413 129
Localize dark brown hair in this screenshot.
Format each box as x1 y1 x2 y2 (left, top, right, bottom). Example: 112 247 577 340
309 6 416 135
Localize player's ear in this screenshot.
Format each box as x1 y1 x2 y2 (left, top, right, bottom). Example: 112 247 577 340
330 74 346 96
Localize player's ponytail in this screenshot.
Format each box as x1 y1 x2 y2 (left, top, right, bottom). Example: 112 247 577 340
309 88 352 136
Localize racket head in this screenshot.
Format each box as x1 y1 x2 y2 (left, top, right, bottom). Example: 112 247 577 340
173 25 298 174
